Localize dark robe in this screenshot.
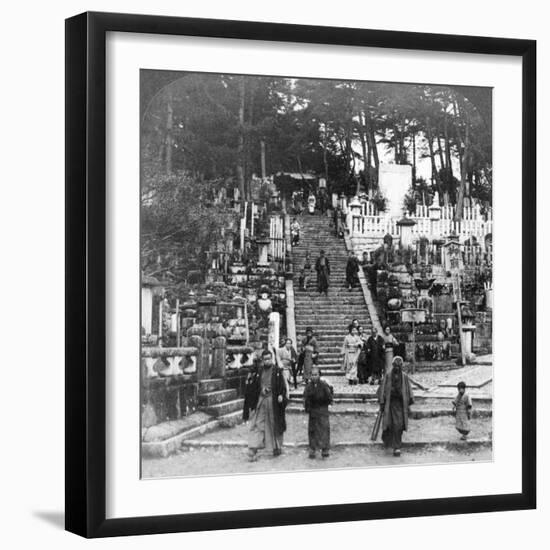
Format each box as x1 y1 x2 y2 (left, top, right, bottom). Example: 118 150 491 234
377 368 414 450
346 256 360 288
243 365 288 438
366 335 385 378
315 255 330 293
304 379 333 451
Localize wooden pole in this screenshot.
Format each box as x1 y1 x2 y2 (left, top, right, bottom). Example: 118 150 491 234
411 319 416 374
175 299 180 347
158 298 163 347
454 272 467 366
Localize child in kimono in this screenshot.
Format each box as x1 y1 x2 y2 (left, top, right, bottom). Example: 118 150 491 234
452 381 473 440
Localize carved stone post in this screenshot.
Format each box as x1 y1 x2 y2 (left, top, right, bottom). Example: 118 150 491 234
189 335 209 381
212 336 227 379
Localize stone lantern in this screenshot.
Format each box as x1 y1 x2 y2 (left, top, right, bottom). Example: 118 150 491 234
428 199 442 239
396 216 417 248
349 195 362 216
443 234 463 272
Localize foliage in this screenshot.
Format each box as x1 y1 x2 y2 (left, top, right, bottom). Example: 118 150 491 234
141 171 238 281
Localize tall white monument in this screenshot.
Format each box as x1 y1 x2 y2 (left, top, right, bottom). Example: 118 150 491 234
378 164 412 218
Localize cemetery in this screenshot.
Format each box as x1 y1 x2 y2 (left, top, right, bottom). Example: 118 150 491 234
139 73 493 469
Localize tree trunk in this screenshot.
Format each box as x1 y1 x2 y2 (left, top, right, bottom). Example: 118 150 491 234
444 114 453 178
455 107 470 221
412 132 417 185
322 124 329 180
365 110 380 176
437 134 445 170
236 77 246 201
260 140 266 179
165 90 173 175
426 118 442 194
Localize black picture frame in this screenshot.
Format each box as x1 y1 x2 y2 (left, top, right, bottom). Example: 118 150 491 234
65 11 536 538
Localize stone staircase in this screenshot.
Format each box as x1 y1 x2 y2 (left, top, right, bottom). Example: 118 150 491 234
198 378 243 417
292 213 372 377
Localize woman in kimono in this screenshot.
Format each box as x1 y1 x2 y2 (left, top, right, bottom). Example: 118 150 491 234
452 381 473 440
300 327 319 383
341 326 363 385
304 367 333 458
377 356 414 456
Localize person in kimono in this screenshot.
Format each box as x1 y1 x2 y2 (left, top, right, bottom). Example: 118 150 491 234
299 252 313 290
244 349 289 462
290 218 301 246
452 381 473 440
315 250 330 295
377 356 414 456
300 327 319 383
341 325 363 385
345 250 360 290
278 337 298 389
304 367 333 458
366 327 385 383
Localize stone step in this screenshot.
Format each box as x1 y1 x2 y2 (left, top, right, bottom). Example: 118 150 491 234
198 378 225 393
198 389 238 407
200 398 244 417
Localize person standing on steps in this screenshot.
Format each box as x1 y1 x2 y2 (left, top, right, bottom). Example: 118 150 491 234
290 218 301 246
299 252 312 291
300 327 319 384
377 356 414 457
357 325 369 384
245 349 288 462
381 325 399 373
278 337 298 389
341 325 362 385
365 327 385 384
315 249 330 295
304 367 333 459
452 381 473 440
345 250 360 291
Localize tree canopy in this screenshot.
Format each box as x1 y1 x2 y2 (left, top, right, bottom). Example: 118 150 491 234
141 71 492 278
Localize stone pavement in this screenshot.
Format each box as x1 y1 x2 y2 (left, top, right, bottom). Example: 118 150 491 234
142 444 492 478
182 413 492 447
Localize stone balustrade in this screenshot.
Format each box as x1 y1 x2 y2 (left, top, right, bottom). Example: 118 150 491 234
142 346 199 378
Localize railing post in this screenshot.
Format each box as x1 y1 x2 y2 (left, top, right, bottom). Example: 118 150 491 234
211 335 227 379
189 335 209 380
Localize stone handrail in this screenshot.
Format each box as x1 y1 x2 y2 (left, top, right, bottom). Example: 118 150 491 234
142 346 199 378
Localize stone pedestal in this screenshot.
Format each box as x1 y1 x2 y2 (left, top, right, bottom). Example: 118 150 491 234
461 324 476 361
256 238 271 266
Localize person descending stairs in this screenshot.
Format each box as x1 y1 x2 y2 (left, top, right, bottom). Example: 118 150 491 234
292 212 372 378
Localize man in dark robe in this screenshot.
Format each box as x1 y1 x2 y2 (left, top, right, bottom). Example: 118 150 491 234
345 250 360 290
304 367 333 458
377 356 414 456
366 327 385 383
315 250 330 295
244 349 288 461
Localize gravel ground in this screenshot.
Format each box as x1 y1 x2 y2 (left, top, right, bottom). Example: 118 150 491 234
142 444 492 478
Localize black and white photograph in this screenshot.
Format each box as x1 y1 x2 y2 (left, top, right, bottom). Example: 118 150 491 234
140 71 494 478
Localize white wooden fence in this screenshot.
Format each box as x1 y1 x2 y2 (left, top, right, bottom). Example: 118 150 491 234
348 212 493 242
269 215 286 261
